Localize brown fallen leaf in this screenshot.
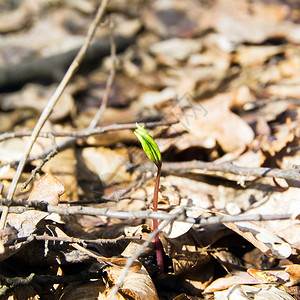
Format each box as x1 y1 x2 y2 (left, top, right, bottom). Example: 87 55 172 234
0 0 36 34
1 209 53 263
81 147 131 187
28 174 65 206
61 262 159 300
247 268 281 283
285 264 300 286
166 92 254 153
263 84 300 100
241 187 300 249
1 83 76 122
213 284 294 300
65 241 157 299
149 38 202 62
204 271 259 293
158 175 213 238
104 264 158 300
54 226 158 299
233 45 284 68
200 1 297 44
204 270 289 294
41 148 78 201
60 281 107 300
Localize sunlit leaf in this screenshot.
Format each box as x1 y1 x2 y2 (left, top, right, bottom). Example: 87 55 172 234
134 123 161 167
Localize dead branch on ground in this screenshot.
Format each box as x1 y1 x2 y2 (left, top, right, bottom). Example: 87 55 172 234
138 160 300 182
0 120 178 143
0 203 291 225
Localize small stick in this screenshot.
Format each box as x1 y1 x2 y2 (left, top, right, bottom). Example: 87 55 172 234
21 134 58 191
0 202 292 225
0 120 178 142
88 19 117 129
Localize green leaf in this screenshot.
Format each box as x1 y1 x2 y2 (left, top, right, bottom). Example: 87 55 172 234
134 123 161 167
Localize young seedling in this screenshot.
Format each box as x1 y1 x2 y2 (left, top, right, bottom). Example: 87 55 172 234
134 123 164 272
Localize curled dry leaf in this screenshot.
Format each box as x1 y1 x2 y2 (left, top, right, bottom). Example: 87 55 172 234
225 221 292 259
28 174 65 206
7 210 50 239
103 264 158 300
214 285 249 299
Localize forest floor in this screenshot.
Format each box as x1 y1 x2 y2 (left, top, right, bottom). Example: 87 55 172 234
1 0 300 299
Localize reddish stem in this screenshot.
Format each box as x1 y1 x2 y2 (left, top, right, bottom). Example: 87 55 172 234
152 163 164 272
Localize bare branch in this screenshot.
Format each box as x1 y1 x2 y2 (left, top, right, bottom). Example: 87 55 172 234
21 134 58 191
4 233 127 248
0 120 178 142
88 19 117 129
142 160 300 182
0 203 291 225
6 120 177 168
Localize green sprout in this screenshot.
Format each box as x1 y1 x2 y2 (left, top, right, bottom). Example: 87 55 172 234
135 123 164 272
134 123 161 167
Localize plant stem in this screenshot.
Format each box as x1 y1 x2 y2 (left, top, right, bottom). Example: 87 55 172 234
152 163 164 272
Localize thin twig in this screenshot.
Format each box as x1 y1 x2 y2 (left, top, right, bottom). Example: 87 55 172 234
10 120 177 168
0 120 178 142
21 133 58 191
0 203 291 225
88 19 117 129
0 0 110 230
142 160 300 182
4 233 127 248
